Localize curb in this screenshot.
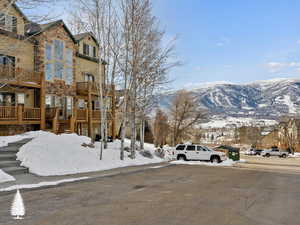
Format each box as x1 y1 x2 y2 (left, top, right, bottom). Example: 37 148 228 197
0 163 173 196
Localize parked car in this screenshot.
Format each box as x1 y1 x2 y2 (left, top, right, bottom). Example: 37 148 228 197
261 148 288 158
245 148 263 156
174 144 227 163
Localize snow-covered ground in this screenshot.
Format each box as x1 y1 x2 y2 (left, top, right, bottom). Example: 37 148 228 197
0 131 46 148
200 116 278 129
0 177 90 192
0 169 15 184
170 159 245 167
17 132 167 176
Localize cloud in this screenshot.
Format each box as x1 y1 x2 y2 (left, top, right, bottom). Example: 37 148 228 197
297 40 300 44
266 61 300 73
194 66 202 71
216 37 230 47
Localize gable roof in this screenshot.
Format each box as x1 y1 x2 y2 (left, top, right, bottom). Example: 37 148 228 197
6 0 29 22
26 20 76 43
74 32 99 46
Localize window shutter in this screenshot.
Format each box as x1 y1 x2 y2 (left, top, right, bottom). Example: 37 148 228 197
12 16 17 33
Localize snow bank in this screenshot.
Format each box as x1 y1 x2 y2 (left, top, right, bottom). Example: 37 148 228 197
0 177 90 192
0 169 15 183
17 132 166 176
170 159 243 167
0 131 47 148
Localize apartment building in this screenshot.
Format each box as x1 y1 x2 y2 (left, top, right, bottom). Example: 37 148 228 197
0 0 116 139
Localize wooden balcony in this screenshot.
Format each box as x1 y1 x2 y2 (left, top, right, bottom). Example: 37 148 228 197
75 109 112 122
76 109 88 121
92 110 101 121
76 82 99 95
0 106 41 124
0 65 42 88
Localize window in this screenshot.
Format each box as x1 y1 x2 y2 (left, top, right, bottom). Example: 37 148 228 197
0 12 17 33
55 62 63 79
84 73 95 82
93 46 97 58
17 93 25 104
66 49 73 66
45 63 52 81
66 97 73 117
197 146 203 151
78 99 85 109
186 145 196 151
95 100 100 110
0 54 15 66
45 44 52 60
0 93 15 106
45 41 73 84
83 43 89 56
54 40 64 60
176 145 186 151
65 68 73 85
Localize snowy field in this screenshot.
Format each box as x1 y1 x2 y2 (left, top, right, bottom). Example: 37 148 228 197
16 132 168 176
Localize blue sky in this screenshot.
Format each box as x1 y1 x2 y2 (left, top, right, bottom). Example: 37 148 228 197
152 0 300 88
26 0 300 88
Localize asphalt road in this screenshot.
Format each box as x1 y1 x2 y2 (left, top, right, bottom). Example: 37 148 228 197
0 164 300 225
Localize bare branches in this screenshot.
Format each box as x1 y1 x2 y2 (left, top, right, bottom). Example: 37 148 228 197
169 90 207 145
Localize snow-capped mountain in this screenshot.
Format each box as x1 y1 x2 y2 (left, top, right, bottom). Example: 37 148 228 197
157 78 300 119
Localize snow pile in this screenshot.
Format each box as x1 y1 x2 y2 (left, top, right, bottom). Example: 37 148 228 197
170 159 244 167
17 132 166 176
0 131 47 148
0 169 15 183
0 177 90 192
289 153 300 158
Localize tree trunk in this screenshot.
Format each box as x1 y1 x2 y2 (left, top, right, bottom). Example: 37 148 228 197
140 119 145 150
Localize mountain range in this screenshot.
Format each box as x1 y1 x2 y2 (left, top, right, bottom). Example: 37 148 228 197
157 78 300 120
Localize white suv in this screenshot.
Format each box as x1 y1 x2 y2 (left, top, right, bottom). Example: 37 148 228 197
174 144 227 163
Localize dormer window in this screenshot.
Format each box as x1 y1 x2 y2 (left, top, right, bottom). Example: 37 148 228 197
83 43 97 58
0 12 17 33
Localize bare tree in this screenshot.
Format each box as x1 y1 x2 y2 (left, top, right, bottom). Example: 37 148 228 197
168 90 206 146
153 108 169 147
280 121 298 155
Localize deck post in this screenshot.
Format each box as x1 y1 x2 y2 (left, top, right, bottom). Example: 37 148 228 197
17 104 23 124
87 83 93 139
40 72 46 130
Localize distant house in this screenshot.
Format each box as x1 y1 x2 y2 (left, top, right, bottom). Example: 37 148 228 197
0 0 116 139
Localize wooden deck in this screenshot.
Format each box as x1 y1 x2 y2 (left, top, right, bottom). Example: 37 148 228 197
0 106 41 125
0 65 42 88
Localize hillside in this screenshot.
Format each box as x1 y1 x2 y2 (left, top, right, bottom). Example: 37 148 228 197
157 78 300 124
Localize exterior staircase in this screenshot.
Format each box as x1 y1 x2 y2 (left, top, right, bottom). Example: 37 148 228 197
0 138 32 175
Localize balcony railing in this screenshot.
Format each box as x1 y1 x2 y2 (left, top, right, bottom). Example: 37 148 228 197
77 109 88 120
0 106 40 121
0 106 17 120
92 110 101 120
46 108 57 120
0 65 42 84
23 107 41 120
76 82 100 94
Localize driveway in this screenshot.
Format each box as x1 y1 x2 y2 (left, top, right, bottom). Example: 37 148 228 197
0 164 300 225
